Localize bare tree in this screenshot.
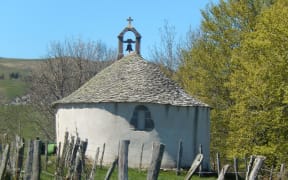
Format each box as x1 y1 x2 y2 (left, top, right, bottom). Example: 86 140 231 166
149 22 201 79
149 21 183 74
29 38 116 140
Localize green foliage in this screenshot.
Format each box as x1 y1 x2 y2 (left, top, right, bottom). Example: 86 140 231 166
177 0 273 157
177 0 288 167
227 0 288 165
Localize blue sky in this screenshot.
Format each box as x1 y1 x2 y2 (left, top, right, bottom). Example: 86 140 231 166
0 0 218 59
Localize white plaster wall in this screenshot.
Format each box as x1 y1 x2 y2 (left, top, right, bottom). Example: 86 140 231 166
55 102 210 169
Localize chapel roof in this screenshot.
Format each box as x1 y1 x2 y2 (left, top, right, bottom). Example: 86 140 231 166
54 53 209 107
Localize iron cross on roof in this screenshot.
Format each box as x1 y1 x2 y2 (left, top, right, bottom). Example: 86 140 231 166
127 16 133 28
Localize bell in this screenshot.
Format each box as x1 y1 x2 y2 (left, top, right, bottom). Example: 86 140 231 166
126 43 133 52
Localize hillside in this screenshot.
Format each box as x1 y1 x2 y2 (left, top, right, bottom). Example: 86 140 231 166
0 58 42 103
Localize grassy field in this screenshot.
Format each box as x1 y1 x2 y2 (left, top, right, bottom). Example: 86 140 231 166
0 58 41 102
0 105 52 141
0 58 50 140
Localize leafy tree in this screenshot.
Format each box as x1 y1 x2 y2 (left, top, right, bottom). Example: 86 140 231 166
227 0 288 165
29 38 116 140
177 0 273 156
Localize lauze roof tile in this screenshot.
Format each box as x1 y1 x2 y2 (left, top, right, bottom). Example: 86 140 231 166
54 53 209 107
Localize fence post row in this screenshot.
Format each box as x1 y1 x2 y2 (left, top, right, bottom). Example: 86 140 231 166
1 133 286 179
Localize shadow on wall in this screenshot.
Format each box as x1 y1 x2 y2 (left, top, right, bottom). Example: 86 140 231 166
59 102 210 170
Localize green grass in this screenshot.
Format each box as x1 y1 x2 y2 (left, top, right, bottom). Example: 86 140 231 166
0 79 29 100
39 156 217 180
0 105 52 141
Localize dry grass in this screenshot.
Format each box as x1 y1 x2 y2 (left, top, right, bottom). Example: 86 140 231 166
0 58 41 71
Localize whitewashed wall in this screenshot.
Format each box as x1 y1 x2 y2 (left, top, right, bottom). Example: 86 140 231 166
55 102 210 169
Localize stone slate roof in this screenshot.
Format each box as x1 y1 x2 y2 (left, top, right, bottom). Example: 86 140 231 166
54 53 209 107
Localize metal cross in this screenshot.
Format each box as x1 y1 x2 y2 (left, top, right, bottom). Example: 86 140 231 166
127 16 133 28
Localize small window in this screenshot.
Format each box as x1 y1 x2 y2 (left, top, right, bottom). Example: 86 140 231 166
130 105 154 131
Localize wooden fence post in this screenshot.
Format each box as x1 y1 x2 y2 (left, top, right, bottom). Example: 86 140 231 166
0 144 10 179
32 140 41 180
118 140 130 180
147 143 165 180
44 141 48 171
279 163 285 180
198 144 202 176
245 155 255 180
65 136 75 167
10 139 16 176
70 137 80 167
248 156 265 180
55 142 61 179
139 143 144 171
244 156 248 173
269 165 274 180
15 135 24 180
0 143 2 154
176 140 183 176
117 141 120 157
67 137 80 179
234 157 239 180
100 143 106 169
105 157 118 180
184 153 203 180
216 152 221 176
89 147 100 180
73 150 83 180
217 164 230 180
60 132 69 169
80 140 88 169
60 141 70 177
24 140 34 180
82 139 88 154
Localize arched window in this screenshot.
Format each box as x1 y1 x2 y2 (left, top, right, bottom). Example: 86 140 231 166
130 105 154 131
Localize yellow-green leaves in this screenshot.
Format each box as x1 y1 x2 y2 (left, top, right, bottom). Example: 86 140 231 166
176 0 288 166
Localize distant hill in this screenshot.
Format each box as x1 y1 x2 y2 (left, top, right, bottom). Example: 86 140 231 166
0 58 42 103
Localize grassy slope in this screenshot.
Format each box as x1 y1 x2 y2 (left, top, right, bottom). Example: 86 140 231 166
0 58 50 140
0 58 40 102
